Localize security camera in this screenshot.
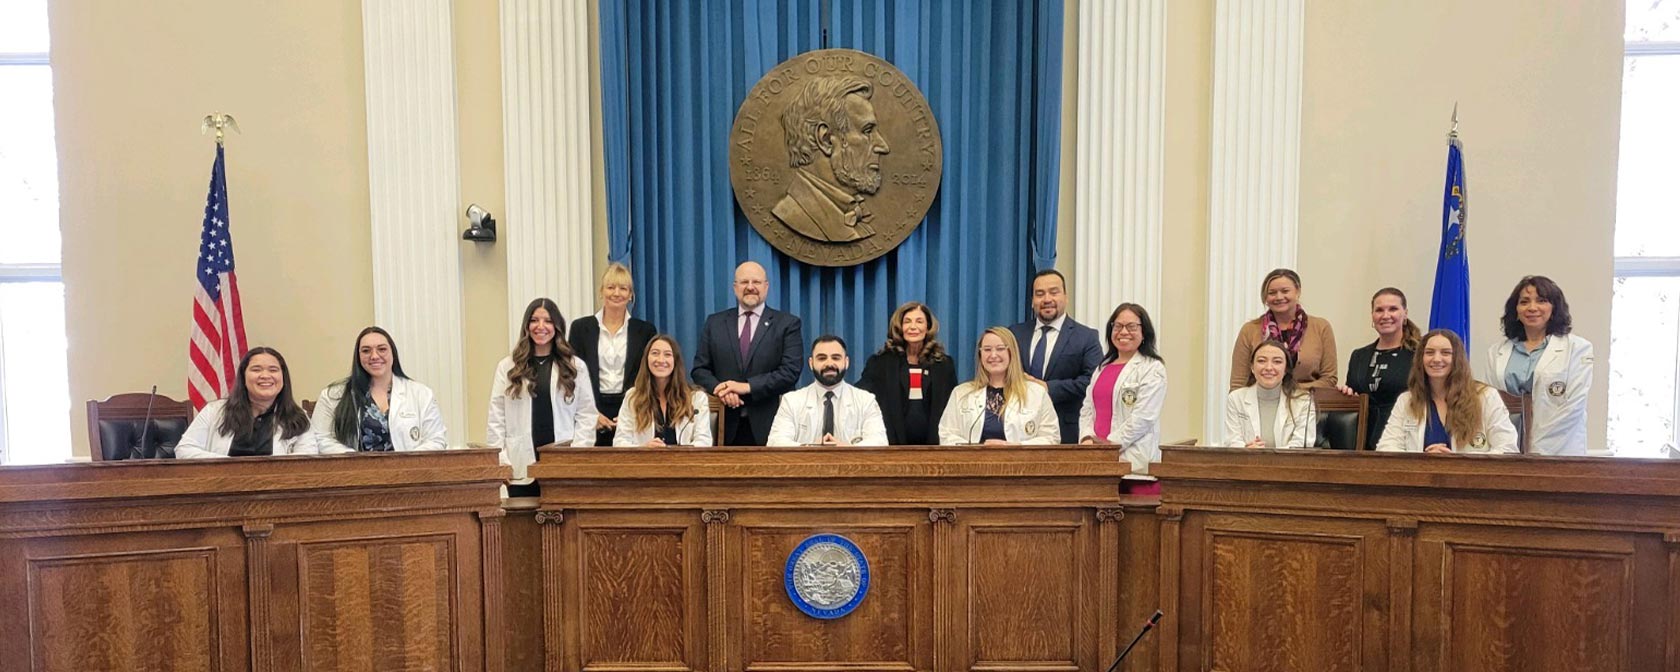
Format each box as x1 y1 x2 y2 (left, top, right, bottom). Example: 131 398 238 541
463 204 497 242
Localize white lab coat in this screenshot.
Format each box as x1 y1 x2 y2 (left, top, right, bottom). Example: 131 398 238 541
1485 334 1593 456
175 399 318 458
311 377 449 454
613 388 715 447
1374 387 1520 454
488 355 598 483
767 381 889 446
937 381 1060 445
1222 385 1318 448
1077 356 1167 474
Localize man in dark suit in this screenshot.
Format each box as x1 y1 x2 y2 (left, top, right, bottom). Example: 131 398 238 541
1009 269 1103 444
692 261 806 446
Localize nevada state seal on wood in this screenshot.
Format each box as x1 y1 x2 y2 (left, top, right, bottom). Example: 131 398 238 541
729 49 943 267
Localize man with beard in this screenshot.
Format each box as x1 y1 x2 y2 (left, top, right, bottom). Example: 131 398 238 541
766 335 888 447
692 262 806 446
772 75 890 243
1009 270 1104 444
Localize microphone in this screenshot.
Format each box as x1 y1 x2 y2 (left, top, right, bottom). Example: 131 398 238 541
134 385 159 460
1103 610 1163 672
957 388 986 444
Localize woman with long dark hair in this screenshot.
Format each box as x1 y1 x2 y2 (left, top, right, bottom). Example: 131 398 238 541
1484 275 1593 455
613 335 712 446
1339 288 1423 448
177 347 315 458
490 298 598 496
857 301 957 445
1378 329 1518 453
1223 340 1317 448
1077 303 1167 473
311 326 448 453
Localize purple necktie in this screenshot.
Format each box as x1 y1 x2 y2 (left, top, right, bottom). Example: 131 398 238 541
739 311 756 361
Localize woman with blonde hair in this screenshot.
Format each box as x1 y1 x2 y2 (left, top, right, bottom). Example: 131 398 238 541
490 297 599 497
1377 329 1518 454
569 262 657 446
614 335 713 446
937 327 1059 445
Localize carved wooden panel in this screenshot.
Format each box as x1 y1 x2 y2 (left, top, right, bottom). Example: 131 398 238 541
1445 545 1626 670
580 527 692 666
1207 531 1360 672
1172 512 1389 672
27 547 223 672
955 511 1094 672
297 534 457 671
736 516 923 672
1413 525 1666 672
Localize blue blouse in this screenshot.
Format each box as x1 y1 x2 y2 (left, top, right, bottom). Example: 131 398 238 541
1423 399 1452 449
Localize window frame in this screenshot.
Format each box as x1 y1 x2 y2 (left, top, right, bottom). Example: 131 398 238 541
0 45 58 464
1612 36 1680 456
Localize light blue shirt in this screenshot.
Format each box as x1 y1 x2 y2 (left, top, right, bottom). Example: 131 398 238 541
1502 337 1549 395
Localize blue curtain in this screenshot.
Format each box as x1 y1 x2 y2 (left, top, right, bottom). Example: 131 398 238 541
600 0 1063 381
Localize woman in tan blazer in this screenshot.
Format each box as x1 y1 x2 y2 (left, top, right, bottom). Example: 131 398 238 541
1228 268 1339 390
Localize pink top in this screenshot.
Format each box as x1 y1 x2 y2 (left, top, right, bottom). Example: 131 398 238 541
1091 363 1126 441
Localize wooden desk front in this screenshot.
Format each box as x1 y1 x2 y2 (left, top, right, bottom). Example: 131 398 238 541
1152 447 1680 672
0 450 510 672
525 444 1134 672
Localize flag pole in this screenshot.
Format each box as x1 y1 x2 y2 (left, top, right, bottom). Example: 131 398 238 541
200 113 240 146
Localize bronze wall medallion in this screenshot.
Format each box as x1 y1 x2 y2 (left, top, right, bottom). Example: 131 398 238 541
729 48 943 267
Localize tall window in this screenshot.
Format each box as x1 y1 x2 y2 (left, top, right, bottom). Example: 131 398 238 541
0 0 69 464
1609 0 1680 457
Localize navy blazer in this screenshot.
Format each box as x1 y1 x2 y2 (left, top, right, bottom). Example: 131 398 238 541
1010 317 1103 444
691 306 806 445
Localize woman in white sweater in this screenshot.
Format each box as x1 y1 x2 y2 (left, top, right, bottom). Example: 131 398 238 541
177 347 317 458
1223 339 1317 448
1378 329 1519 454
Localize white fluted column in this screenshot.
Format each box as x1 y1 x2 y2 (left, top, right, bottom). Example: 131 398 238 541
362 0 468 445
500 0 598 334
1201 0 1304 441
1073 0 1166 327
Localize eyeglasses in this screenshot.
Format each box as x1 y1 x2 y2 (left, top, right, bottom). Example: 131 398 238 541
1110 323 1143 334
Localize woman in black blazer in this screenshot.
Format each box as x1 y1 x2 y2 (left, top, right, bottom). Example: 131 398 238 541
858 301 958 445
568 262 657 446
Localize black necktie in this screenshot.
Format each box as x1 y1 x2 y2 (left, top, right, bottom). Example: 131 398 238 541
822 391 836 439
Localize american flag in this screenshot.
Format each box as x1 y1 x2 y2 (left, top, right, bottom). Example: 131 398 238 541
186 145 248 409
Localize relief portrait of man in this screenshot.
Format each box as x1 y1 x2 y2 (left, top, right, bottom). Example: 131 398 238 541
772 75 891 243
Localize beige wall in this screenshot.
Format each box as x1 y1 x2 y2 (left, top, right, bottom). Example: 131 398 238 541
51 0 516 456
52 0 374 455
50 0 1622 454
1297 0 1623 450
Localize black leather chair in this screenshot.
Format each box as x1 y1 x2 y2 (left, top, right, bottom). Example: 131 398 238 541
87 393 194 460
1313 388 1369 450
